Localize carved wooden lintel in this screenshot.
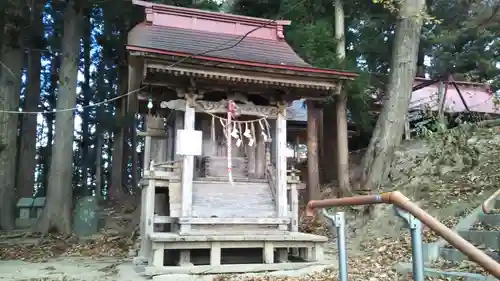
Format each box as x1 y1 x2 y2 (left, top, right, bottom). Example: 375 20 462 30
160 99 279 118
175 88 204 106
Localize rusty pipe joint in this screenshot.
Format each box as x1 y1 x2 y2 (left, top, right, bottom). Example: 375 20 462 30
305 192 405 218
482 188 500 214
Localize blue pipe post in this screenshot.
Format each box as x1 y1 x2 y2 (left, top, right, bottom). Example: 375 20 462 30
394 207 425 281
322 209 348 281
335 211 348 281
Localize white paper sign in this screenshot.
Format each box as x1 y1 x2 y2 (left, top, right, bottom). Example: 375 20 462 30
176 129 202 156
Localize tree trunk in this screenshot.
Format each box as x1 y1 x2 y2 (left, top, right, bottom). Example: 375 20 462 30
111 98 126 200
0 5 24 230
95 133 104 203
0 2 5 51
95 53 106 203
122 61 139 195
122 33 139 194
42 54 59 195
333 0 350 196
307 100 321 201
16 0 43 198
106 134 113 195
359 0 426 196
37 1 83 234
81 13 91 194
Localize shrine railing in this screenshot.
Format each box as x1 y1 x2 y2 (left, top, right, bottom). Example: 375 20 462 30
305 192 500 280
266 163 277 200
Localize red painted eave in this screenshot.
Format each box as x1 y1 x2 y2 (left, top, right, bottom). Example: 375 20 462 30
126 45 358 79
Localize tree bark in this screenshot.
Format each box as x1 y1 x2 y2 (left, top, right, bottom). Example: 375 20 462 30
95 53 105 203
307 100 321 202
359 0 426 195
333 0 350 195
0 1 24 230
95 132 104 202
110 98 126 200
0 2 5 52
42 54 59 195
127 89 139 194
81 13 92 194
123 34 139 195
16 0 43 198
37 1 83 234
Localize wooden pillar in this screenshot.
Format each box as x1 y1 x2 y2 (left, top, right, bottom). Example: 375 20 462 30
247 141 256 178
139 162 156 260
336 88 350 194
166 120 174 161
322 102 338 182
127 56 142 190
143 135 152 171
290 175 299 232
180 94 195 233
255 129 265 178
270 120 277 164
173 111 184 161
276 106 287 223
318 108 324 182
306 100 320 201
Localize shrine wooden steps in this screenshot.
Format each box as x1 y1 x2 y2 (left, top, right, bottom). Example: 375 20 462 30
192 180 276 218
144 232 328 276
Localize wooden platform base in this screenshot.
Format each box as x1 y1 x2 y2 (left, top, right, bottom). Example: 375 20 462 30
147 232 327 271
143 262 325 276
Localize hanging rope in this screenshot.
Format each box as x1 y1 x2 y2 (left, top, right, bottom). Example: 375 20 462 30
205 111 268 123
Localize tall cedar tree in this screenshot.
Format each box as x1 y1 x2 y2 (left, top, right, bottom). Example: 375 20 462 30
37 0 83 234
0 0 25 231
359 0 427 202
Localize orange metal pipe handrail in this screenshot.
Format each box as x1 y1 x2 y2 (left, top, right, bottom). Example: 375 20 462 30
305 191 500 278
482 188 500 214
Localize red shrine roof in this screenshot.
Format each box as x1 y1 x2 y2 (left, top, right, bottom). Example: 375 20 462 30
127 0 357 79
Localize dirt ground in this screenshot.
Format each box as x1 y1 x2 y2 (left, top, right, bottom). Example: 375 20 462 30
1 125 499 281
0 257 138 281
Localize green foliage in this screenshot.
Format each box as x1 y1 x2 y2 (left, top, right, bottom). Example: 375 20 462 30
231 0 281 18
153 0 221 11
286 19 341 68
425 0 500 89
345 72 379 131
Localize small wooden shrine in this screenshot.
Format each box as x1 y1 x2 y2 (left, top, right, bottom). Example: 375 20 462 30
126 0 356 274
